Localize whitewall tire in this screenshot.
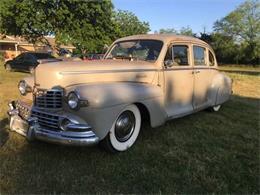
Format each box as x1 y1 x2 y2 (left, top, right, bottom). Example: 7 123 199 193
101 104 141 153
211 105 221 112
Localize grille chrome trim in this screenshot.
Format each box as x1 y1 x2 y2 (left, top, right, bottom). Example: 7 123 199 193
31 109 60 131
35 88 63 109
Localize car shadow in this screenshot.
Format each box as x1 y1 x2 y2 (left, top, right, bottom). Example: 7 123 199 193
220 69 260 76
0 94 259 194
0 118 9 147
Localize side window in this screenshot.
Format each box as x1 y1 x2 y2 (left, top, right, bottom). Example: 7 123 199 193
172 45 189 66
193 46 206 66
209 50 215 66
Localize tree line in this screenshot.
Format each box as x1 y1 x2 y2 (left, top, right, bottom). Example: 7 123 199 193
0 0 149 54
158 0 259 65
0 0 259 65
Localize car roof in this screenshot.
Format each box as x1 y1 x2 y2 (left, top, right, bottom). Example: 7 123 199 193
116 34 209 46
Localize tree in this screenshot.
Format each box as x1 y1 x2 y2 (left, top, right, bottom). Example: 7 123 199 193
113 10 150 38
211 33 242 64
158 26 195 36
214 0 260 64
179 26 195 36
198 32 213 44
0 0 116 53
159 28 178 34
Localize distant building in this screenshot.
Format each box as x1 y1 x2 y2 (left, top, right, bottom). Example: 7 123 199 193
0 35 75 60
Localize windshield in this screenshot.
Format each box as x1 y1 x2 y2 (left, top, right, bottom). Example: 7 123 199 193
106 40 163 62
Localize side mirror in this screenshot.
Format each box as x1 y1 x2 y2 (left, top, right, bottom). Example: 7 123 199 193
164 60 174 68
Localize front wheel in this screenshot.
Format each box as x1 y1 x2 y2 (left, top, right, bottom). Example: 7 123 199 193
101 104 141 153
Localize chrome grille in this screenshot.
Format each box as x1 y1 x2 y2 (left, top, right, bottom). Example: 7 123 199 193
31 110 60 131
35 89 63 109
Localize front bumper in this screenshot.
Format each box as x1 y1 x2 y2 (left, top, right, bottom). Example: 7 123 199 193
8 101 99 146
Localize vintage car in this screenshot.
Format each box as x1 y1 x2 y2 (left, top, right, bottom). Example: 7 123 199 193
8 34 232 152
4 52 61 74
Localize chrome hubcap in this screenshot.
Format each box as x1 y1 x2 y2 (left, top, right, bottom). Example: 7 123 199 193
115 111 135 142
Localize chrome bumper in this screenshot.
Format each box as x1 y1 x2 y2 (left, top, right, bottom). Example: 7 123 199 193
8 101 99 146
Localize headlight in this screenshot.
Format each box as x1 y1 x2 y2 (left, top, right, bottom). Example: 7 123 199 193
18 80 31 96
67 92 80 110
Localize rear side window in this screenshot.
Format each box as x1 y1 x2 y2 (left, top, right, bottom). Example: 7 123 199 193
172 45 189 66
209 51 215 66
193 46 206 65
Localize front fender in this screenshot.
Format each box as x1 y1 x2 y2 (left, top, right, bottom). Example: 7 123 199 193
20 76 34 101
66 82 163 109
24 76 34 88
65 82 166 139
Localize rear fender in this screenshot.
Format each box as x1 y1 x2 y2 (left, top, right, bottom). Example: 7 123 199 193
208 73 232 106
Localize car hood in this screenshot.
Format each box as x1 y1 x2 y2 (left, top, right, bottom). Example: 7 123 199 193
34 59 158 89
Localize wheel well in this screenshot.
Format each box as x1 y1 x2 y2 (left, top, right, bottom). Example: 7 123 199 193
134 103 151 127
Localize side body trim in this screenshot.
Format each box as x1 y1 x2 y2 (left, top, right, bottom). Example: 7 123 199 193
59 67 218 75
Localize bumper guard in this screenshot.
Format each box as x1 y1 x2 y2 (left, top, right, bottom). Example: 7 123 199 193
8 101 99 146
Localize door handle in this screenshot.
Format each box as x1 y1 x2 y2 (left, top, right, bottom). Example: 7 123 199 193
136 73 147 79
192 70 200 74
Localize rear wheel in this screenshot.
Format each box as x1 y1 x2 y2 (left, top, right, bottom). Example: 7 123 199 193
101 104 141 153
209 105 221 112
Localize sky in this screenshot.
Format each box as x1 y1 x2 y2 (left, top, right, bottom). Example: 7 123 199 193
113 0 245 34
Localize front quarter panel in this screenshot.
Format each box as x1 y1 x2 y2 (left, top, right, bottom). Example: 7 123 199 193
66 82 163 108
20 76 34 101
65 82 167 139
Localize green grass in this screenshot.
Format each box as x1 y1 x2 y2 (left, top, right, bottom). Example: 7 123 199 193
219 64 260 72
0 64 259 194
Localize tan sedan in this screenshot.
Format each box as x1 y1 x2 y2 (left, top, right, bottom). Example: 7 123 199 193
8 34 232 152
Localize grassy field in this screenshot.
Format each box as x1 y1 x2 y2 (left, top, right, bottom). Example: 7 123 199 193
0 64 259 194
218 65 260 76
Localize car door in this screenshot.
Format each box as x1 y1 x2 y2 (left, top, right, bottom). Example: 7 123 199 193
23 54 37 71
164 43 194 118
192 45 212 109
